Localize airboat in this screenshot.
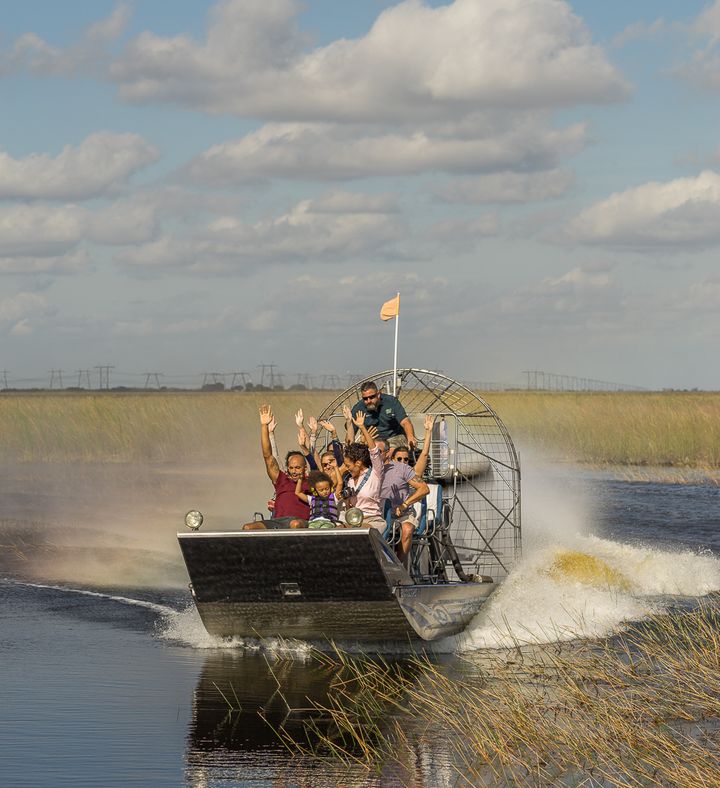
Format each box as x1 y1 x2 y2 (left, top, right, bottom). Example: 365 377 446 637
177 369 521 642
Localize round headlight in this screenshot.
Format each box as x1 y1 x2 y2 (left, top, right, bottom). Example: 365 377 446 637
185 510 204 531
344 507 364 527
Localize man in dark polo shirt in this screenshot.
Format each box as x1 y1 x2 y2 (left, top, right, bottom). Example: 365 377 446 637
350 381 417 449
242 404 310 530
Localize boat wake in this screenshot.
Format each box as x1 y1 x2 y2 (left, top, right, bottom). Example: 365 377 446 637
453 535 720 651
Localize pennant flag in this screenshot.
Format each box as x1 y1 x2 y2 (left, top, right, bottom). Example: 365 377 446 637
380 294 400 321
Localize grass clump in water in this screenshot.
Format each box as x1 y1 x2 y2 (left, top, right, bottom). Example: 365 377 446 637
271 604 720 785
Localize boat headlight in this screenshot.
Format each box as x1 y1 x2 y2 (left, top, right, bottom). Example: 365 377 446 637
345 507 364 527
185 510 204 531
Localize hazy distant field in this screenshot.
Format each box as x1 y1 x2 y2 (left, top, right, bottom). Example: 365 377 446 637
0 390 717 468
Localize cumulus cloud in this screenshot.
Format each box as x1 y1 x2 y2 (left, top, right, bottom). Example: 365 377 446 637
497 264 623 326
110 0 628 119
560 170 720 250
1 4 130 76
673 1 720 89
434 169 574 204
0 291 51 335
0 133 159 200
184 115 586 183
0 250 89 275
115 191 406 273
86 197 160 245
0 204 85 257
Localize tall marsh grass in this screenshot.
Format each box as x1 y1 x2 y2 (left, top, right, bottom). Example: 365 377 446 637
273 604 720 785
0 390 718 467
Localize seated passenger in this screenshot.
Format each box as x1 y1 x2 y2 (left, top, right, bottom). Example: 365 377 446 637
295 470 342 529
341 412 386 531
381 415 434 564
350 380 417 449
242 405 310 530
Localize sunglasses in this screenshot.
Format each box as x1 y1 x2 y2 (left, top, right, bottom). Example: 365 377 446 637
321 461 335 467
362 394 378 401
395 455 410 463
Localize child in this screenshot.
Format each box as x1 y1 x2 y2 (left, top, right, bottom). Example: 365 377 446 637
295 469 342 529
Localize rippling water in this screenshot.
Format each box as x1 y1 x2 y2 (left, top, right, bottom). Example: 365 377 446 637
1 462 719 786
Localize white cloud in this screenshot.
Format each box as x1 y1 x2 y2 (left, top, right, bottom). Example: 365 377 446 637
0 250 89 275
560 170 720 250
0 292 50 337
115 191 406 273
111 0 628 119
673 1 720 89
611 18 668 49
1 4 131 77
0 133 159 200
86 197 160 245
184 116 587 183
0 204 85 256
497 265 623 327
434 169 574 204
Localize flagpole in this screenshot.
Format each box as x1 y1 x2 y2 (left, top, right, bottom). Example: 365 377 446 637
392 291 400 395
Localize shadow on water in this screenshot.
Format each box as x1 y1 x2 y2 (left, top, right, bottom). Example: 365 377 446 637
184 649 457 787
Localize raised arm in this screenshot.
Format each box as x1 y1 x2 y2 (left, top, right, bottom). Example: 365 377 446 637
295 474 309 504
342 405 355 444
400 416 418 450
259 405 280 484
413 414 436 477
352 411 375 451
268 413 279 460
307 416 322 468
331 465 343 496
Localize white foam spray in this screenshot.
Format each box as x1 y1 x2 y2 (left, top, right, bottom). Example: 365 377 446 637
450 454 720 651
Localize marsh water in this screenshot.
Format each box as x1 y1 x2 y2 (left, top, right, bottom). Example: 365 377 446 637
1 461 719 787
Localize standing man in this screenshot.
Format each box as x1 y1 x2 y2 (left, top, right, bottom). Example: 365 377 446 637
243 404 310 530
350 380 417 450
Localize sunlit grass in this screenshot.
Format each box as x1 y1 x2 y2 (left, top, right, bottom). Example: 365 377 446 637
271 603 720 785
0 390 718 467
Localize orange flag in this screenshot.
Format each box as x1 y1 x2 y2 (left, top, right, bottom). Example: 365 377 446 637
380 294 400 321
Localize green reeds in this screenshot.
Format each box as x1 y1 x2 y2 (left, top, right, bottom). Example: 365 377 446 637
273 604 720 785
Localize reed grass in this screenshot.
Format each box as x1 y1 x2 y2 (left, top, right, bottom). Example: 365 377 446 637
0 390 718 468
273 604 720 786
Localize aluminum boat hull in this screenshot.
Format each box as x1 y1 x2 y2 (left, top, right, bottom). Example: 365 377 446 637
177 528 495 642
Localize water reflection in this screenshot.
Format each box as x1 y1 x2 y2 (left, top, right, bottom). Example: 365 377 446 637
184 650 458 787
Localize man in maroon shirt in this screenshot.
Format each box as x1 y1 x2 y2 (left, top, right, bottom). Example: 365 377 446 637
243 404 310 530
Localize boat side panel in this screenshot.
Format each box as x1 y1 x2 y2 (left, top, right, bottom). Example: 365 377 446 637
178 531 400 604
195 600 416 641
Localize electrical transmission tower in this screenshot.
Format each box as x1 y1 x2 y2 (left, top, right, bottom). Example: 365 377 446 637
144 372 163 389
49 369 64 389
95 365 114 390
0 370 9 389
257 363 278 388
76 369 92 389
229 372 251 388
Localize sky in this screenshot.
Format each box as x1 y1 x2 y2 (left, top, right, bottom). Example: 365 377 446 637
1 0 720 390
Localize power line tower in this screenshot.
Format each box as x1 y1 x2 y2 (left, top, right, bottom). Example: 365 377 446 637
144 372 163 389
0 370 9 389
257 363 277 388
95 365 114 390
229 372 251 389
76 369 92 389
49 369 64 389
